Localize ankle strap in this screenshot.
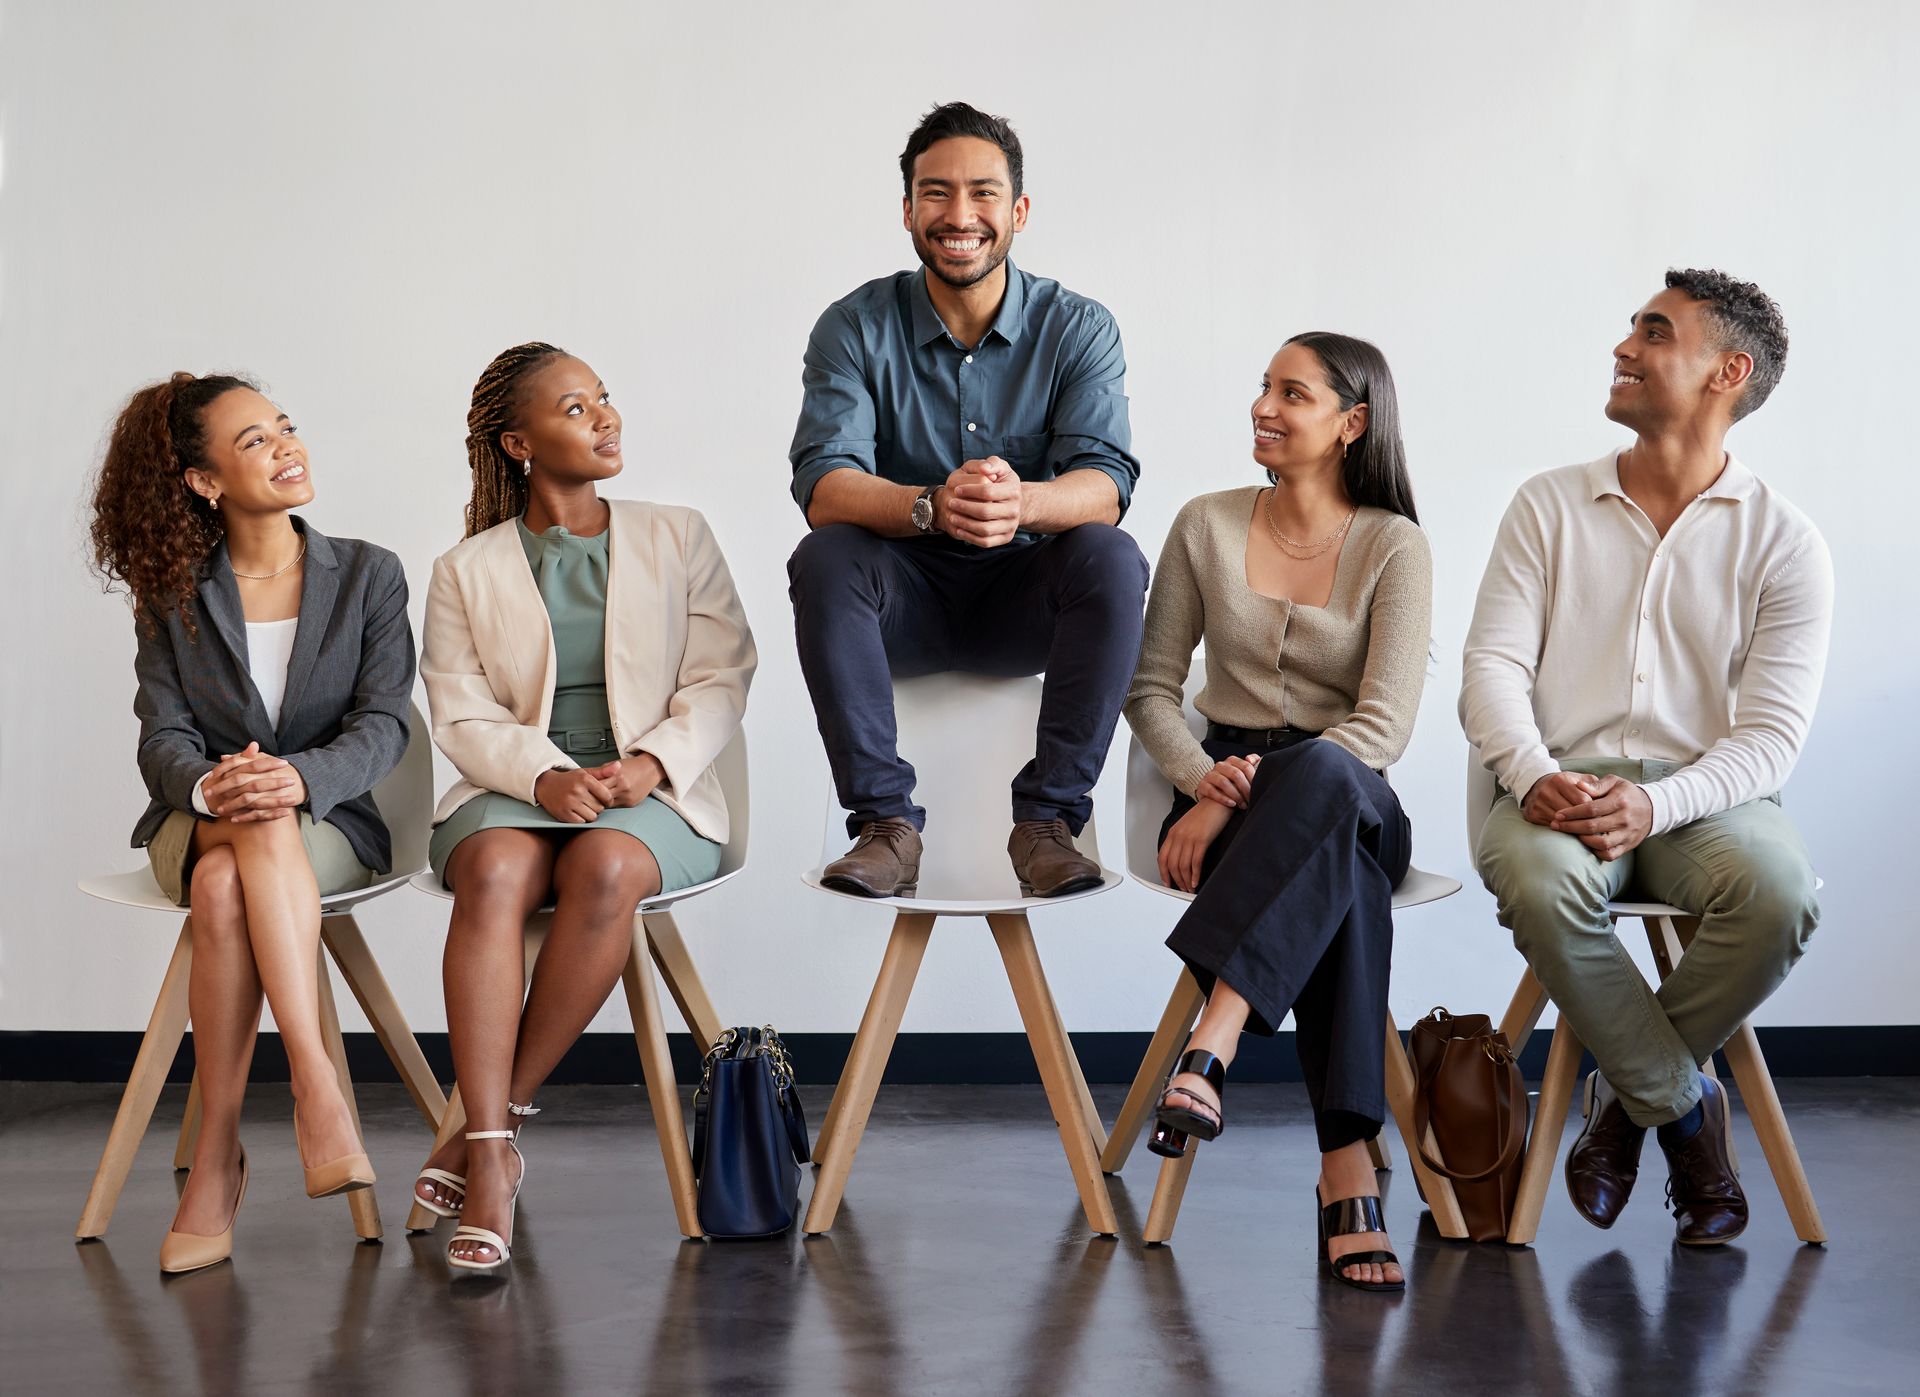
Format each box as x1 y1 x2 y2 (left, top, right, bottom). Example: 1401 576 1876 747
465 1130 516 1141
507 1101 541 1118
1173 1049 1227 1098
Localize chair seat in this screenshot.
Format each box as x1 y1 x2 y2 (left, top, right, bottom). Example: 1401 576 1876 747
79 866 421 917
1127 864 1461 911
406 865 746 915
799 865 1123 917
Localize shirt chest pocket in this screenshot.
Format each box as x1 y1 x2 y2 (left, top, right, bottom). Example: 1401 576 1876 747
995 432 1050 469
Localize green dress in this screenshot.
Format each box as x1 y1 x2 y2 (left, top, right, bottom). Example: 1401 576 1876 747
428 518 723 892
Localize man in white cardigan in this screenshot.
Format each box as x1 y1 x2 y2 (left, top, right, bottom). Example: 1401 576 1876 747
1460 268 1832 1246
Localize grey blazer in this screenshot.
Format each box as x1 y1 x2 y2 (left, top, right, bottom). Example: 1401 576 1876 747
130 518 416 874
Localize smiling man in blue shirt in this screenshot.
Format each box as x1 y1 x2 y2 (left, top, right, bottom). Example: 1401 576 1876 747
788 101 1148 899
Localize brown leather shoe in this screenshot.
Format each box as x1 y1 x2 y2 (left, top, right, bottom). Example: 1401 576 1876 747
1565 1070 1647 1228
1008 819 1103 898
821 818 922 898
1661 1076 1748 1246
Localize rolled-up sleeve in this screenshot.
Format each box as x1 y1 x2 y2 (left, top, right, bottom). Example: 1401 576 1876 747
1045 307 1138 515
789 304 877 515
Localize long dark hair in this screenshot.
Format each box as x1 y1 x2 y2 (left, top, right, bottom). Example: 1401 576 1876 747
1283 331 1418 524
463 341 567 537
89 371 257 632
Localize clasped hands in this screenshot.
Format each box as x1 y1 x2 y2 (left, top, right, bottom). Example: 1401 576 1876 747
935 456 1024 549
1523 770 1653 861
534 753 665 824
1158 754 1263 893
201 742 307 821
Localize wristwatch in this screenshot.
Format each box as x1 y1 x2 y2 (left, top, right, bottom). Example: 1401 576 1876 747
911 485 940 534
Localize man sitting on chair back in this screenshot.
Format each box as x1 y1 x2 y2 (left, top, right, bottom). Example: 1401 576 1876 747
787 101 1148 898
1460 268 1832 1246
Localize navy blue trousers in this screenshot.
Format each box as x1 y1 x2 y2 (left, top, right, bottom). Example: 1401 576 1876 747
1161 736 1410 1153
788 523 1148 836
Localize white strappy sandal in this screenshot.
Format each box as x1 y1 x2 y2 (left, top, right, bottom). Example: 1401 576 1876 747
416 1100 538 1221
446 1102 537 1277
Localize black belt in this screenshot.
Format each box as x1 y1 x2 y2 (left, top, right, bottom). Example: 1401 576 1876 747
1205 722 1319 749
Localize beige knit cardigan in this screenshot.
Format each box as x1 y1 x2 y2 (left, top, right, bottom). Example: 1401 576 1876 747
1124 486 1433 795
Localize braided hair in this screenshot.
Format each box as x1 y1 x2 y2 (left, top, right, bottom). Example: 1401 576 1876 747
464 341 568 537
89 371 257 633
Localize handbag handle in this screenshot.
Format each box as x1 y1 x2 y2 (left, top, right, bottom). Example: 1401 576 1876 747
1410 1038 1527 1183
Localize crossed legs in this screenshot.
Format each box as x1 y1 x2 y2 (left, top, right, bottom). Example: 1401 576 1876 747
419 827 662 1267
169 816 362 1237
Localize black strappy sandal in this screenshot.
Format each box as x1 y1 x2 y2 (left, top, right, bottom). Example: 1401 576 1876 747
1316 1190 1406 1293
1149 1049 1227 1158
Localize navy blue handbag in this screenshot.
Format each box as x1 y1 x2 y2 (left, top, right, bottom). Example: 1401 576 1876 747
690 1026 811 1238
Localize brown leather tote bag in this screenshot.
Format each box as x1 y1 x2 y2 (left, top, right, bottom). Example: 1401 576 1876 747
1408 1007 1528 1242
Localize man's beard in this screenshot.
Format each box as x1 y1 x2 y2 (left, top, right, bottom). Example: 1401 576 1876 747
912 227 1010 290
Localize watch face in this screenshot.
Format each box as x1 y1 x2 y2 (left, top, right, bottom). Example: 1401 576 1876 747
913 494 933 530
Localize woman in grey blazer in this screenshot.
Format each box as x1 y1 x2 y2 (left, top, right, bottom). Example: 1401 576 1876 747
89 372 415 1273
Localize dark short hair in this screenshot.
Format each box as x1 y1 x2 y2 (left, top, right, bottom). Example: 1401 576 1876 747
1664 268 1789 422
1283 332 1419 525
899 102 1024 200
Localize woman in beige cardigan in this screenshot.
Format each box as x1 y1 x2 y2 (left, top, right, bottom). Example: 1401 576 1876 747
415 342 756 1275
1123 333 1430 1292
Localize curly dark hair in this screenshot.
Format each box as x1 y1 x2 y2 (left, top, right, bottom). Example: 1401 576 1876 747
1664 268 1789 422
89 371 256 632
900 102 1024 200
463 341 568 537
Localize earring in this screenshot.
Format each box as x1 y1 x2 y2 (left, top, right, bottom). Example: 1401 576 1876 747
209 496 220 510
1342 440 1350 461
522 455 533 476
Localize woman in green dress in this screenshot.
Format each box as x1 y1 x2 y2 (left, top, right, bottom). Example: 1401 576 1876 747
415 342 757 1275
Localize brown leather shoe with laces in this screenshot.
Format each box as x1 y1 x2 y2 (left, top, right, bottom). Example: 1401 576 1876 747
1008 819 1103 898
821 818 922 898
1565 1070 1647 1228
1661 1075 1748 1246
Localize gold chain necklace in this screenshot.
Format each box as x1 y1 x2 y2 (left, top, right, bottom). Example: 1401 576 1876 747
231 539 307 580
1265 492 1356 561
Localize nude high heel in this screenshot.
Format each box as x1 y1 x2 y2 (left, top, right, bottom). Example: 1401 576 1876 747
446 1130 525 1278
296 1101 376 1198
160 1151 249 1274
414 1099 539 1221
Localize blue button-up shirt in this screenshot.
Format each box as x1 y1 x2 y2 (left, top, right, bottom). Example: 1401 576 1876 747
788 263 1139 530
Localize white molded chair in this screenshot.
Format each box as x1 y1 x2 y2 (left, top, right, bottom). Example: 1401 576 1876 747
402 728 747 1239
800 674 1124 1238
1465 752 1825 1244
74 702 443 1243
1104 687 1468 1244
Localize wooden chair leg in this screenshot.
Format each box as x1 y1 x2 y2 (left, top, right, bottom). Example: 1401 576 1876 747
77 921 195 1239
1368 1130 1393 1171
1382 1011 1469 1239
1508 1013 1584 1245
987 913 1118 1237
1101 970 1204 1175
621 926 703 1239
316 949 381 1241
804 912 936 1235
1501 967 1551 1056
323 914 446 1132
1044 976 1107 1158
173 1072 203 1171
404 918 547 1232
644 909 726 1049
1141 1146 1198 1245
1721 1021 1827 1244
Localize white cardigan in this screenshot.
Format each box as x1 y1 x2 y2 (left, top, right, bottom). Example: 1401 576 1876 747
421 500 756 843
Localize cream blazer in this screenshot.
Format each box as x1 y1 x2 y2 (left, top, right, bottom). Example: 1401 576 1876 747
421 500 756 843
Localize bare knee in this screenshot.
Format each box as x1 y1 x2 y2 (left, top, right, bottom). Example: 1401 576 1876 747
449 838 551 915
221 812 305 854
555 838 659 913
188 846 248 947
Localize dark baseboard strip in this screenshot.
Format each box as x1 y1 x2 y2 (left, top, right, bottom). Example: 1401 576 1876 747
4 1026 1916 1086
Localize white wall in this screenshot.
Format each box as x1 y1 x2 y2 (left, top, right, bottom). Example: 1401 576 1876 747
3 0 1916 1042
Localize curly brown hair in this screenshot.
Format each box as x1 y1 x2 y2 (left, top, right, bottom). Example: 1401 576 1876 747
89 372 256 632
464 341 568 537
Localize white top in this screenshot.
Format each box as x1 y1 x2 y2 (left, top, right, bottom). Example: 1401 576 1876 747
191 618 300 816
1459 449 1832 836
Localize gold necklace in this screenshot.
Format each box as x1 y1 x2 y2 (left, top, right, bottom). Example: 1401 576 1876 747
1265 492 1356 561
231 539 307 580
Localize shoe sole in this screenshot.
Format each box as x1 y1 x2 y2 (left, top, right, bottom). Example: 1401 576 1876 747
1017 874 1104 899
820 876 917 898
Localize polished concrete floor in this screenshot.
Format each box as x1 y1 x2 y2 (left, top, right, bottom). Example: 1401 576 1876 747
4 1078 1917 1396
